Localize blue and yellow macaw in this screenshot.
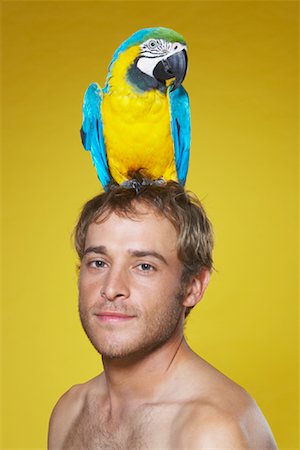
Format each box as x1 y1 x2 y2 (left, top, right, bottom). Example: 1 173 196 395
81 27 190 189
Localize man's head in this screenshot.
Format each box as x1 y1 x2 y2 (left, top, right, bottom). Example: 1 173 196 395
75 180 213 293
75 180 213 360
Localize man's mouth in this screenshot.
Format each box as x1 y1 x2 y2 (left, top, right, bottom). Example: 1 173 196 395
94 312 136 323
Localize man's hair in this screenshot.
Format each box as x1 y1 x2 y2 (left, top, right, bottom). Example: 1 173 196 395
74 180 214 315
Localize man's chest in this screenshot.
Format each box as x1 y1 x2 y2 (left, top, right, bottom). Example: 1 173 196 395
63 414 145 450
63 401 181 450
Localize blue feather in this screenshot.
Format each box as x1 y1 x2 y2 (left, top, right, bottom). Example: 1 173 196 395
169 86 191 185
81 83 110 188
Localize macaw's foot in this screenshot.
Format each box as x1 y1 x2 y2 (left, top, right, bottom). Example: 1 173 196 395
120 177 167 194
154 178 166 185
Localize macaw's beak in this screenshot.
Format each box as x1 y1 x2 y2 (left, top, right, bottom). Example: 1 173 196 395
153 49 188 91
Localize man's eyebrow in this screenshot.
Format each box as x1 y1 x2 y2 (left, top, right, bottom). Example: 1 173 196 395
129 250 168 265
83 245 107 257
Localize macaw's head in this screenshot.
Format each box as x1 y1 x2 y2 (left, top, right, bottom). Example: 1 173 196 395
105 27 188 94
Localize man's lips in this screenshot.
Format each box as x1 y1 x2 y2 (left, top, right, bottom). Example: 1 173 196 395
94 312 136 322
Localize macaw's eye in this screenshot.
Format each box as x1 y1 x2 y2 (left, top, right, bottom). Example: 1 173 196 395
148 39 158 49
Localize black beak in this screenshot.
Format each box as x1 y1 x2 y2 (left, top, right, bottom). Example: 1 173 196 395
153 49 188 91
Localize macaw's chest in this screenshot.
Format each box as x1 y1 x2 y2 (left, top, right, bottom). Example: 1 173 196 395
101 91 177 184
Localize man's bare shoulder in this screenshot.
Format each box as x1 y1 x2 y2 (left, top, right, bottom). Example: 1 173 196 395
176 357 277 449
48 374 104 450
180 395 277 449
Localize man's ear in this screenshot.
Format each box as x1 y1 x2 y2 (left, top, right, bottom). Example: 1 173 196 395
182 268 211 309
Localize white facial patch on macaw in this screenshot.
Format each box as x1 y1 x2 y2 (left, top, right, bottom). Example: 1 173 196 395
137 39 187 78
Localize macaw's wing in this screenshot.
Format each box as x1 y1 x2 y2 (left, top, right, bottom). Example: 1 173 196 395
80 83 110 189
168 86 191 186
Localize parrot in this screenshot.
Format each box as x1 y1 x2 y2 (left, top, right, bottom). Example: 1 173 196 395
80 27 190 189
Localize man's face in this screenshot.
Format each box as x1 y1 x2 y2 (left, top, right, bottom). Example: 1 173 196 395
78 204 186 360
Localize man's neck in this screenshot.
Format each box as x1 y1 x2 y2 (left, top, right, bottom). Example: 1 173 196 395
101 334 192 414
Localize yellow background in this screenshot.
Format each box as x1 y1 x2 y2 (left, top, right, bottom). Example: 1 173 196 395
1 1 298 448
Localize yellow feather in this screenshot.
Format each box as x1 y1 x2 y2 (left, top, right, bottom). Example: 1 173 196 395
102 47 177 184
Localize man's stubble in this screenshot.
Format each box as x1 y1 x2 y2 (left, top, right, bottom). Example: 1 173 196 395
78 286 186 361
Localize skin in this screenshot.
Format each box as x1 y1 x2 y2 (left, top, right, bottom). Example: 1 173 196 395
48 204 277 449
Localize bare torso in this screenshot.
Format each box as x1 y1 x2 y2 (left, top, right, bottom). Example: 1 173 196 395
63 392 188 449
49 351 277 449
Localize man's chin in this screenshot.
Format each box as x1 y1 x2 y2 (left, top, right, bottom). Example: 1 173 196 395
92 342 152 361
84 333 143 360
95 335 176 362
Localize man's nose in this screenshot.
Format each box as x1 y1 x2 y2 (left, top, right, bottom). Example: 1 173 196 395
100 265 130 301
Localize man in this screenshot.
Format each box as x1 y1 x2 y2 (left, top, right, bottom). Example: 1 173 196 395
48 180 277 449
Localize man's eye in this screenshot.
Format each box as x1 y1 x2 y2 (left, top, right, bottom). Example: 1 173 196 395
138 263 154 271
90 260 107 268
